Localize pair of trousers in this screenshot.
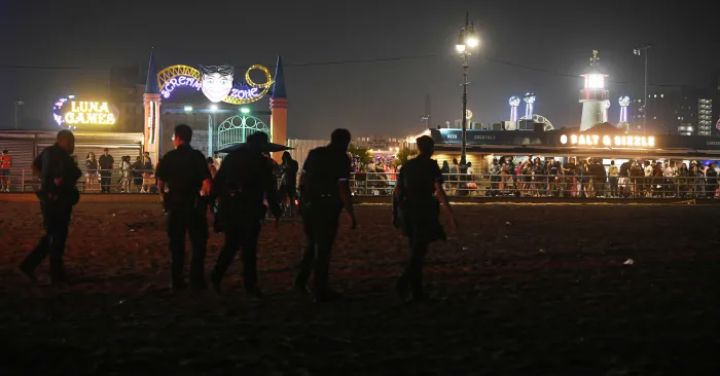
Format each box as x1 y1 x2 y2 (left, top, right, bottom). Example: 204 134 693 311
296 206 341 294
21 200 73 281
166 204 208 285
212 217 261 289
100 172 112 193
398 236 429 297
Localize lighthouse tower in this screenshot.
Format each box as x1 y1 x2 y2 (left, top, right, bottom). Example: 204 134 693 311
579 50 609 131
269 55 288 163
143 51 162 165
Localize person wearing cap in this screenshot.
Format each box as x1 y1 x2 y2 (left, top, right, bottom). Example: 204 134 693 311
294 128 357 302
209 132 281 298
98 148 114 193
19 130 81 285
393 135 456 302
0 149 12 192
156 124 212 290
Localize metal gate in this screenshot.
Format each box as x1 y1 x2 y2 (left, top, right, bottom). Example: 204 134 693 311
216 115 270 151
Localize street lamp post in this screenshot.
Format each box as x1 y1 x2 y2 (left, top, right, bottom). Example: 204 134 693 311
633 45 651 133
455 11 479 166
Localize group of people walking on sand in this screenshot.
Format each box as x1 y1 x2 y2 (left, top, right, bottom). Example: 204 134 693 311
18 126 456 303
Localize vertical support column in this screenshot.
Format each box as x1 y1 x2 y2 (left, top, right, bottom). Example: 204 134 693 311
270 97 288 164
143 93 162 165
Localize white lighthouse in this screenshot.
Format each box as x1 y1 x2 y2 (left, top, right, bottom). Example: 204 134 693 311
579 50 609 131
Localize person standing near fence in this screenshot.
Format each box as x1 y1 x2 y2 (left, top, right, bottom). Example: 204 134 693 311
19 130 81 285
705 163 718 199
488 158 500 197
84 152 98 192
98 148 114 193
120 156 131 193
449 158 460 195
294 129 357 302
279 151 299 216
393 135 456 302
156 125 212 290
141 153 154 193
608 160 619 198
0 149 12 192
131 156 143 193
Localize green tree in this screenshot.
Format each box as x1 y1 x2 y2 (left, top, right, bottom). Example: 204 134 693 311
396 146 418 167
348 144 372 169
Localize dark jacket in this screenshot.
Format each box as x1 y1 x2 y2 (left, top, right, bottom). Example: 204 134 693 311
155 144 210 207
211 146 281 220
99 154 114 171
33 144 82 204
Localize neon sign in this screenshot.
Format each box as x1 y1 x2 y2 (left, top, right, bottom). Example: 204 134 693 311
560 133 655 148
53 96 118 128
161 75 202 98
157 63 273 105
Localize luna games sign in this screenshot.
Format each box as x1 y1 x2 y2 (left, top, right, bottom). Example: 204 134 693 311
157 64 273 105
53 96 118 129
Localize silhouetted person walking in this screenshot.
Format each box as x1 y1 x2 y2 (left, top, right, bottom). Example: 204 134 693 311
210 132 281 298
19 130 81 285
294 129 357 302
98 148 114 193
393 135 456 302
156 125 212 290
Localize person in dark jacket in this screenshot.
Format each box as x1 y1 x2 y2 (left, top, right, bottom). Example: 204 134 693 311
210 132 281 298
98 148 114 193
156 125 212 290
393 135 457 302
19 130 82 285
294 129 357 302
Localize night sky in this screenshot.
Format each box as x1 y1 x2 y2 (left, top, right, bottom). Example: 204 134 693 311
1 0 719 138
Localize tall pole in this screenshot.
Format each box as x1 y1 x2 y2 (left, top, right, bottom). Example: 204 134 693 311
460 12 470 166
643 50 648 134
461 55 468 165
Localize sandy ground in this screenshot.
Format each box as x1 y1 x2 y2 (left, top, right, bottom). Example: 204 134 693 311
0 197 718 375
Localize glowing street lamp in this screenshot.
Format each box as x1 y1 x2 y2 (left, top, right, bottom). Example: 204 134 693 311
209 104 219 112
183 105 193 113
240 106 251 114
455 11 480 166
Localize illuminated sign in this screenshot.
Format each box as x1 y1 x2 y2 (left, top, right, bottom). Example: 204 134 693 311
560 133 655 148
53 96 118 128
157 63 273 105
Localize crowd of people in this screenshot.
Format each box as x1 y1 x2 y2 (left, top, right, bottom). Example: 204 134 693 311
82 149 156 193
17 127 457 304
484 156 720 199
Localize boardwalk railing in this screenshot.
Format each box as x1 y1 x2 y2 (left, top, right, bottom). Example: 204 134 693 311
2 169 718 199
347 172 720 199
0 168 157 194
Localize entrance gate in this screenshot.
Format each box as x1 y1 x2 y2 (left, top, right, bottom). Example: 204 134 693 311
216 114 270 151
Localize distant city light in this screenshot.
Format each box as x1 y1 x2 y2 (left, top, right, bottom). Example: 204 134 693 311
209 104 219 112
240 106 250 114
183 105 193 112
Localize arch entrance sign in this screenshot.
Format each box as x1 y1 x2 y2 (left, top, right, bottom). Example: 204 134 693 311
157 64 274 104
